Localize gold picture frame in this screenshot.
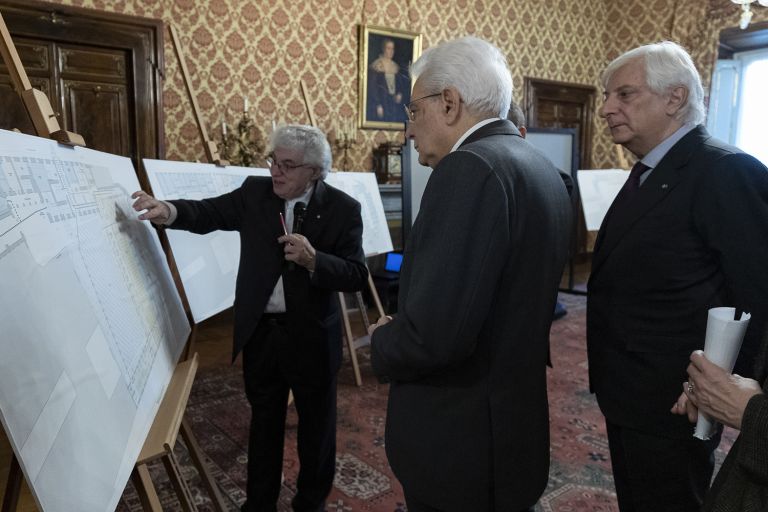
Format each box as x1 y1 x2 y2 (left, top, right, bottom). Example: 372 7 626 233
358 24 422 130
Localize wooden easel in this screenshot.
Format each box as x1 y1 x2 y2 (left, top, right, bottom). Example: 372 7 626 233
1 9 84 509
300 80 387 386
0 12 225 512
130 354 228 512
0 10 82 147
169 24 228 167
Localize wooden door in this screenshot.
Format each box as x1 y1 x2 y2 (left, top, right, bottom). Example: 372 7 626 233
524 78 596 256
523 78 596 170
0 0 164 189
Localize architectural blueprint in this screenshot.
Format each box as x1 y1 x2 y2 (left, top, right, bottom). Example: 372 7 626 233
0 130 190 511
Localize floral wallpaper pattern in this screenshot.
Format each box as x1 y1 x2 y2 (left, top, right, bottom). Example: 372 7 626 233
45 0 768 170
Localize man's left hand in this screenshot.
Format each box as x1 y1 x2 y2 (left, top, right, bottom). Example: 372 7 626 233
683 350 763 430
279 234 316 271
368 315 392 337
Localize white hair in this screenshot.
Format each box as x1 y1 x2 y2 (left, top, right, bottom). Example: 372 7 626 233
410 36 513 119
267 124 331 179
602 41 705 125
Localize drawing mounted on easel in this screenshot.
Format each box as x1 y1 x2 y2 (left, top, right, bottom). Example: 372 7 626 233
358 25 422 130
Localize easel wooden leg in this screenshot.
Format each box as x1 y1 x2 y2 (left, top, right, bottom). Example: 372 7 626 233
354 292 371 333
179 418 227 512
131 465 163 512
162 448 198 512
1 454 21 512
367 274 386 318
338 292 363 386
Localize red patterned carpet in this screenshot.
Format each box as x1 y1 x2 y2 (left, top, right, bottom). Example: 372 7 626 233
118 294 736 511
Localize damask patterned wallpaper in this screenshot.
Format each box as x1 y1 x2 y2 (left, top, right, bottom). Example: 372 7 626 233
45 0 767 170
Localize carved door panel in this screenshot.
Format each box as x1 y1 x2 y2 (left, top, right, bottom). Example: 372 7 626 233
0 0 164 189
524 78 597 257
524 79 595 169
59 45 132 157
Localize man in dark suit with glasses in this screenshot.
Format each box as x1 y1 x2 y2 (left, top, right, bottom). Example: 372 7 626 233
132 124 367 512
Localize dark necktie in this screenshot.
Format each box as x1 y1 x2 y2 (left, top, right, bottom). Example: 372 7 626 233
624 160 650 199
596 161 651 251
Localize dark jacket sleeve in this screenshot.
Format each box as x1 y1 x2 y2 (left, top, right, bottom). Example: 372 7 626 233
311 199 368 293
735 392 768 481
692 153 768 376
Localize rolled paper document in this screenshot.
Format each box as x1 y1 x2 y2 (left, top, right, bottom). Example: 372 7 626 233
694 307 751 440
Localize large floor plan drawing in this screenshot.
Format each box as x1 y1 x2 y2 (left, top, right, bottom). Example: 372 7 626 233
0 130 190 511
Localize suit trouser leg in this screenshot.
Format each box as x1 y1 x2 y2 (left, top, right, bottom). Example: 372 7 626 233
605 420 720 512
404 492 534 512
241 323 290 512
289 376 337 512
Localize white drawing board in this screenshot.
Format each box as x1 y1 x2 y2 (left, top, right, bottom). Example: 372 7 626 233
0 129 190 512
144 160 392 323
577 169 630 230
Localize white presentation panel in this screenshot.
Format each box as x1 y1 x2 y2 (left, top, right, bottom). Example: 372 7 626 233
0 129 190 512
145 161 392 323
525 131 575 174
324 171 393 256
144 160 269 323
577 169 630 230
403 139 433 227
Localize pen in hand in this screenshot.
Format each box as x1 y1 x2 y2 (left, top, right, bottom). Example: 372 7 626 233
279 212 288 236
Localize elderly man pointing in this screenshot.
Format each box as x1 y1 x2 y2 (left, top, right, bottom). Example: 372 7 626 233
133 124 367 512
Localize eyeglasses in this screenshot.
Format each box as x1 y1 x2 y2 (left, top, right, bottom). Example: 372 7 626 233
265 154 310 173
404 92 442 121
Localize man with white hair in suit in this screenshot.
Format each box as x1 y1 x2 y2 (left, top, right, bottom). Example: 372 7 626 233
369 36 572 512
589 41 768 511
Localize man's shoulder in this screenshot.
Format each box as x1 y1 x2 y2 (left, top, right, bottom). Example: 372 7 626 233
318 180 361 210
242 175 273 187
236 175 274 198
689 136 767 174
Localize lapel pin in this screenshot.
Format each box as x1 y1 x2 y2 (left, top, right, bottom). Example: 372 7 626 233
316 214 321 219
661 184 668 189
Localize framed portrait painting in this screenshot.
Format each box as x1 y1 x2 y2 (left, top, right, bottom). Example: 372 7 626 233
358 25 422 130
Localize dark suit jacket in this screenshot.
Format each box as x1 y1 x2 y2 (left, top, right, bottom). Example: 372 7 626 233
168 177 368 371
588 126 768 439
371 120 572 511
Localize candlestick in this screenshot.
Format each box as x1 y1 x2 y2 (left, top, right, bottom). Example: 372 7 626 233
243 97 249 112
221 122 228 137
333 119 357 172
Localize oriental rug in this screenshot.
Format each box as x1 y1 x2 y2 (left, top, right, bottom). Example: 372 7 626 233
117 294 736 512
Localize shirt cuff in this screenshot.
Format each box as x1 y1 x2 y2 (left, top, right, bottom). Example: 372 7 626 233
164 201 178 226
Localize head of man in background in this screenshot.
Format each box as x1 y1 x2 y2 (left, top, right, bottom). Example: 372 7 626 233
599 40 704 158
404 36 512 168
506 101 527 137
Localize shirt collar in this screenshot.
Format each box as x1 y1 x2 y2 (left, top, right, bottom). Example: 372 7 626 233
639 122 697 169
451 118 501 153
285 182 314 212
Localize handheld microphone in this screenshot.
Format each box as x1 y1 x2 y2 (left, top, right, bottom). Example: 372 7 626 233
288 201 307 270
292 201 306 235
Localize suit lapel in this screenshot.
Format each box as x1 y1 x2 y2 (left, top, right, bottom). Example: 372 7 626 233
591 126 709 279
302 179 327 241
260 189 286 240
